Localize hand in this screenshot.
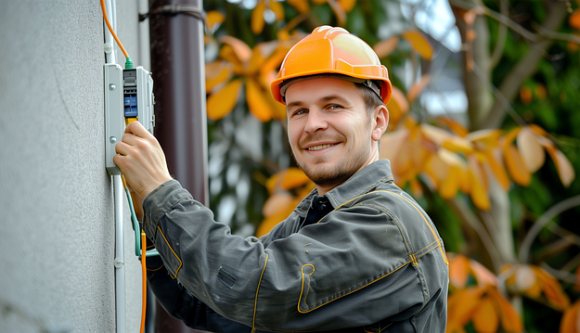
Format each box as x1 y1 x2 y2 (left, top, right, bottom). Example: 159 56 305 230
113 121 172 199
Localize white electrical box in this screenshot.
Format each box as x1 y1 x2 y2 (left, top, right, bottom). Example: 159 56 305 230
104 64 155 175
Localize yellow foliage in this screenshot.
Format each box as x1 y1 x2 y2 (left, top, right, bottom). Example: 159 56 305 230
402 30 434 60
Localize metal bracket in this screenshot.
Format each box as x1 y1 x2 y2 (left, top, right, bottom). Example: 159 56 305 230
104 64 124 176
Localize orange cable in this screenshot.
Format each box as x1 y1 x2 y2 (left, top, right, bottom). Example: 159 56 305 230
140 230 147 333
100 0 129 59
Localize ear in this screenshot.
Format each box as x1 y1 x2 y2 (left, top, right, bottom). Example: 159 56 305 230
371 105 389 142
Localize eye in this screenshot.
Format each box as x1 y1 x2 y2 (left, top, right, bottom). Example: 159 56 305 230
328 104 343 110
293 109 308 116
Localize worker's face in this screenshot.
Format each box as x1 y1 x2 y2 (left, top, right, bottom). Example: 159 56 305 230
285 78 386 193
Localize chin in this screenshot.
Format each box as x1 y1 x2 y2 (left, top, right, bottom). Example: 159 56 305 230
300 163 356 190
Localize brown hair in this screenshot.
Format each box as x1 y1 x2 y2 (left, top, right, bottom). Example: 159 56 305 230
355 82 386 114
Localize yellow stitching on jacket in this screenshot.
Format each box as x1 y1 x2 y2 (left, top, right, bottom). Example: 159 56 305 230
147 263 165 272
415 245 439 261
374 191 449 265
296 240 440 313
410 253 418 266
252 254 269 331
157 226 183 278
297 264 316 313
321 189 446 263
298 260 411 313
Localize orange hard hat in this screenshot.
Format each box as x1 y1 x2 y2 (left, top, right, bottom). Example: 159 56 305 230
271 26 392 105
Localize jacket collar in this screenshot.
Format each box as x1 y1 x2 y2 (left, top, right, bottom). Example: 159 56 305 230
295 159 394 216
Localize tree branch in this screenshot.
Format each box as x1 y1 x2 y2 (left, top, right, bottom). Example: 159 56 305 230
449 197 503 272
448 0 580 45
478 1 567 129
489 0 508 69
518 195 580 263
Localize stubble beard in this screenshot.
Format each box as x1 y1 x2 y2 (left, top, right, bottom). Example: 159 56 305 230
296 142 371 191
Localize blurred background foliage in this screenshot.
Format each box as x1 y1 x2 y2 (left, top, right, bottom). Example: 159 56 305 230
199 0 580 331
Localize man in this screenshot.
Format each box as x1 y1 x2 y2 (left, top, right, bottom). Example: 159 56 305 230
114 26 449 333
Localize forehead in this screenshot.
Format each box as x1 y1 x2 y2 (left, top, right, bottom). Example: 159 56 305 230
284 77 362 104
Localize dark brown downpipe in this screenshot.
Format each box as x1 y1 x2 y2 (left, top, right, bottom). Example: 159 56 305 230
148 0 208 332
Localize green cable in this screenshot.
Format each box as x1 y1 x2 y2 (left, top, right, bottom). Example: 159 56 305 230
124 186 160 258
124 186 142 257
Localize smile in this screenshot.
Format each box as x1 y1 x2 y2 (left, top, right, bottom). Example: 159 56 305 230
306 144 337 151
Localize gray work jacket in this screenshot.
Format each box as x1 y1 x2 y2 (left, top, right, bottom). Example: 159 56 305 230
143 159 449 332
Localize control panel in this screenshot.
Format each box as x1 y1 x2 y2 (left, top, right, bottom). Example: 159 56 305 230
104 64 155 175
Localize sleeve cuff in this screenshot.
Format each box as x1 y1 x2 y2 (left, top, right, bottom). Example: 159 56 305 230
142 179 193 241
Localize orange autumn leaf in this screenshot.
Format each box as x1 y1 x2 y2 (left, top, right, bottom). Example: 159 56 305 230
470 259 497 286
373 36 399 58
447 287 486 331
468 161 490 210
504 145 531 186
338 0 356 12
472 296 499 333
281 168 310 189
286 0 309 13
440 166 461 199
437 117 469 137
570 9 580 30
402 30 434 60
205 61 233 93
219 44 246 74
442 137 474 154
560 298 580 333
219 36 252 64
245 78 272 122
251 1 267 34
458 166 471 194
207 79 242 120
547 147 576 188
259 47 290 83
262 192 294 217
206 10 225 32
246 44 270 76
449 253 471 288
520 85 533 104
380 129 409 161
483 150 510 190
488 287 524 332
386 87 408 129
517 126 545 173
534 266 570 310
270 0 285 21
407 74 431 103
466 129 502 150
257 200 297 237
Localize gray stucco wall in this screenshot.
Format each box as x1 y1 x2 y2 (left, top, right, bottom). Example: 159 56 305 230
0 1 150 332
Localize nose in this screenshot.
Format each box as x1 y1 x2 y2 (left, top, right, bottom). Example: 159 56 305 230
304 108 327 134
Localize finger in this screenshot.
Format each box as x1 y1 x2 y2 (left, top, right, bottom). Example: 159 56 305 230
115 141 134 156
120 132 141 147
125 120 153 140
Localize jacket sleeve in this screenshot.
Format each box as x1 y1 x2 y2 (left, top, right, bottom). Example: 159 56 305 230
142 180 436 332
147 255 252 333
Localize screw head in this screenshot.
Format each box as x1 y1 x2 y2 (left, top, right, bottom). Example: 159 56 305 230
109 136 117 144
109 84 116 91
